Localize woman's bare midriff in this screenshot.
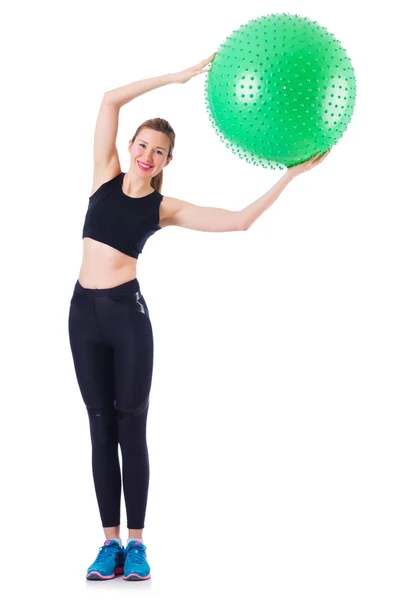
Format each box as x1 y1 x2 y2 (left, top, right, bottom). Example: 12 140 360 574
78 238 138 289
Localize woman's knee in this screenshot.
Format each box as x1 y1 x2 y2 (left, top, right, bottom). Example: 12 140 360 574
116 403 149 446
86 405 118 446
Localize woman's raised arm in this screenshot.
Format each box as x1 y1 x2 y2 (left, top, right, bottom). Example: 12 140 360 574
104 73 177 108
91 74 176 196
103 52 215 107
91 55 215 196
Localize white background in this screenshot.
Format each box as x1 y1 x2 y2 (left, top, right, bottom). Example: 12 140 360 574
2 0 396 598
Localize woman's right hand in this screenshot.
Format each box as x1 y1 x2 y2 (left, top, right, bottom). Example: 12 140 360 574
172 52 216 84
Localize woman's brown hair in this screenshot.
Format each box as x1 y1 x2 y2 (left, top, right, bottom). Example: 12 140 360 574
131 118 175 194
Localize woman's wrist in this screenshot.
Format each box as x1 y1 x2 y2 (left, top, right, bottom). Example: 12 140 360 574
283 170 295 184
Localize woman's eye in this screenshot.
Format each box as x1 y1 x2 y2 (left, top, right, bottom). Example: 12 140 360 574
139 143 162 155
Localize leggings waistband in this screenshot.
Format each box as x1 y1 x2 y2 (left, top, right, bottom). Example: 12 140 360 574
73 277 140 297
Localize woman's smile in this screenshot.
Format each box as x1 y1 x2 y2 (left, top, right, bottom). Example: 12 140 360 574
137 161 154 172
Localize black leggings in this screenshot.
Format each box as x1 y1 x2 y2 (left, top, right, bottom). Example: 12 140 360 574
68 277 153 530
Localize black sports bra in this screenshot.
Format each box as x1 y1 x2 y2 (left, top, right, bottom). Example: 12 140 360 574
82 172 164 258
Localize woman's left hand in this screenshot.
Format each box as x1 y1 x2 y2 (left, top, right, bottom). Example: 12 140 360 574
172 52 216 84
287 150 331 179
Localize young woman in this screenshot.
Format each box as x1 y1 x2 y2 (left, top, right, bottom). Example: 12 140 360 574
68 52 329 582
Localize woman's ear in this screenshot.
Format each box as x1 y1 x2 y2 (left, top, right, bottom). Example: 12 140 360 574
165 156 173 168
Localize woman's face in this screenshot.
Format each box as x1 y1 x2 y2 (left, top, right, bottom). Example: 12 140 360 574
129 128 172 178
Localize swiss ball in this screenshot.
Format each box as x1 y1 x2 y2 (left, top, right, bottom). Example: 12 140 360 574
205 13 356 168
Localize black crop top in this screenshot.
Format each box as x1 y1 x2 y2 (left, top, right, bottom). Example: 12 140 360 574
82 172 164 259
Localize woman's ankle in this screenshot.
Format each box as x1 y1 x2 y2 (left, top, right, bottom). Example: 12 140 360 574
104 526 121 539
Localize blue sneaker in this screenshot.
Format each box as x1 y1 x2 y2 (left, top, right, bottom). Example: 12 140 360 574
123 541 151 581
86 540 125 580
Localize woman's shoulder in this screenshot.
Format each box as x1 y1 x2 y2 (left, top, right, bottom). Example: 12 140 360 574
89 167 122 199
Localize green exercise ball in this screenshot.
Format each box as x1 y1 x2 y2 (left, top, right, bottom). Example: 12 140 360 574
204 13 356 169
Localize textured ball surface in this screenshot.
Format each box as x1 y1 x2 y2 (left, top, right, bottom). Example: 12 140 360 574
204 13 356 169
